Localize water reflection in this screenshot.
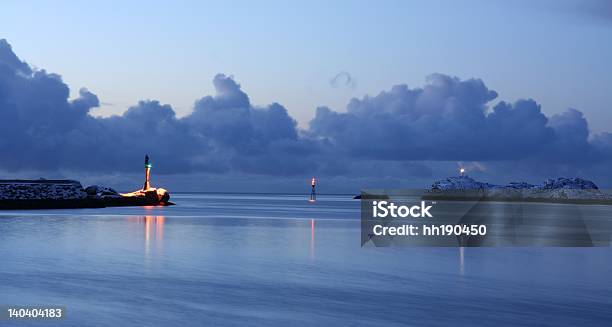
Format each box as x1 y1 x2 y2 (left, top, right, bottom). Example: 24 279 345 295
127 215 165 256
2 194 612 326
310 219 315 259
459 246 465 275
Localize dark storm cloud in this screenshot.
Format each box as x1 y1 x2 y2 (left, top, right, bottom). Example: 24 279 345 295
187 74 320 175
310 73 609 167
190 74 299 152
1 38 611 186
312 74 559 161
0 39 31 74
0 41 315 176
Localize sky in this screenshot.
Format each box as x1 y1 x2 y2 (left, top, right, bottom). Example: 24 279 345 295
0 0 611 192
1 0 611 130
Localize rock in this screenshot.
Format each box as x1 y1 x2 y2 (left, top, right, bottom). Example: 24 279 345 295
540 178 598 190
159 190 170 203
85 185 98 196
0 180 87 200
506 182 536 189
85 185 121 199
0 180 173 209
431 176 492 191
99 187 120 197
428 176 609 202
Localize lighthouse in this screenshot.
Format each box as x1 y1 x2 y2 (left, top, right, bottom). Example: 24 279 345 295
119 154 172 205
143 154 152 190
310 177 317 202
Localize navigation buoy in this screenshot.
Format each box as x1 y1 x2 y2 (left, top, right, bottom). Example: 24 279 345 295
309 177 317 202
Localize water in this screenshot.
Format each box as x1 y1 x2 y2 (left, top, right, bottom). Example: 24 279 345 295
0 193 611 326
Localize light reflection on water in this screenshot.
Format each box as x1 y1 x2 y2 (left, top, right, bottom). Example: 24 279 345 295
310 218 315 259
126 215 166 258
0 193 611 327
459 246 465 275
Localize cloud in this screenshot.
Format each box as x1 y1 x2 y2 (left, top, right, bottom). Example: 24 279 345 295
0 43 316 177
310 74 608 166
330 71 356 89
0 39 31 75
313 74 546 161
310 73 612 185
1 39 612 189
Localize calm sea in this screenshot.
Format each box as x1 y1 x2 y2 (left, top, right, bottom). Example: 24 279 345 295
0 193 611 326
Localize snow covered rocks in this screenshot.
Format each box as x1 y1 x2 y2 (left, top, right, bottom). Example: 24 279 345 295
0 179 87 200
428 176 612 203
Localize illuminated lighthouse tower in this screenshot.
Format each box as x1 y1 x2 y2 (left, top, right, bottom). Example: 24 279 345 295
143 154 152 190
119 154 171 205
310 177 317 202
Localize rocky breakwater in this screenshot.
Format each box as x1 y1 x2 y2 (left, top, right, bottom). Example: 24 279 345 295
425 176 612 204
0 180 172 209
